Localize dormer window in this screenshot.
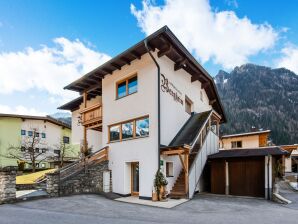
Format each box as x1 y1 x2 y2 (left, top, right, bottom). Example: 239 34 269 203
116 74 138 99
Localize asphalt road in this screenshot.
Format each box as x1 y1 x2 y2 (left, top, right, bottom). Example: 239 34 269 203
0 194 297 224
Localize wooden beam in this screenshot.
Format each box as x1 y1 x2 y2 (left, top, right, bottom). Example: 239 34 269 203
80 82 101 94
191 76 198 82
120 57 131 65
178 153 186 171
158 45 172 58
130 50 141 60
83 91 87 108
209 99 217 105
201 82 210 90
161 149 185 155
174 59 187 71
75 83 89 88
184 153 189 197
83 91 88 156
111 62 122 70
102 68 113 74
147 42 155 52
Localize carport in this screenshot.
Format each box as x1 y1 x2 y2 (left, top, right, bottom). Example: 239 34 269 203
208 147 288 199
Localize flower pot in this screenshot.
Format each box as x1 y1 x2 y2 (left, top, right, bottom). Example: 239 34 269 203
152 192 158 201
159 185 168 201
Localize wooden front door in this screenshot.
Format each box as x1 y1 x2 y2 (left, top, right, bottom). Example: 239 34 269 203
131 162 139 196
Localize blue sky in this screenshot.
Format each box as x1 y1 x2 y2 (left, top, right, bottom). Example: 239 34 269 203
0 0 297 115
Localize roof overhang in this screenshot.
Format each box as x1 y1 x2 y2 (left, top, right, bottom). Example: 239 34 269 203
0 113 71 129
208 147 288 159
61 26 226 122
221 130 271 139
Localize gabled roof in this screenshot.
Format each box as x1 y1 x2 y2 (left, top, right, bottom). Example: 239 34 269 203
0 113 71 129
167 110 212 148
58 96 83 111
208 147 288 159
221 130 271 139
61 26 226 122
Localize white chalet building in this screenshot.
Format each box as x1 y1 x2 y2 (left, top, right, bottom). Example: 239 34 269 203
59 26 226 199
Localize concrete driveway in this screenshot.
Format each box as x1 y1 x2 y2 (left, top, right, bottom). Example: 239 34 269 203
0 194 298 224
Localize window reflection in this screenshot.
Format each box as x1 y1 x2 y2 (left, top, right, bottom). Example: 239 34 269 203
128 76 137 94
117 81 127 98
136 118 149 137
110 125 120 141
122 122 133 139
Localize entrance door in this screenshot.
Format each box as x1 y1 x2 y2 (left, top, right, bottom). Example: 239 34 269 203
131 162 139 196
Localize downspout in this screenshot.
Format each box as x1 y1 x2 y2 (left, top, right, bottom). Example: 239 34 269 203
267 155 270 200
144 40 161 170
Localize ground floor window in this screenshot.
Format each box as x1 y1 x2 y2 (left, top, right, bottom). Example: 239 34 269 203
166 161 174 177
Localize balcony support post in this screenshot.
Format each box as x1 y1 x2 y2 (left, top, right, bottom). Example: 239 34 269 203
83 91 88 155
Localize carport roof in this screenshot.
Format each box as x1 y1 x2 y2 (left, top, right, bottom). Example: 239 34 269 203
208 147 289 159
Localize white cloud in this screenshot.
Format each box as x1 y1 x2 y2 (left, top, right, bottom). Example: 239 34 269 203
131 0 278 68
0 104 47 116
277 45 298 74
0 38 111 103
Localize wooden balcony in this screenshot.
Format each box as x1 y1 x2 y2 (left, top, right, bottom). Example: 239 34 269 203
80 103 102 131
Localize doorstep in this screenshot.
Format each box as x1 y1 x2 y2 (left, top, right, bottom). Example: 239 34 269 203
115 196 188 208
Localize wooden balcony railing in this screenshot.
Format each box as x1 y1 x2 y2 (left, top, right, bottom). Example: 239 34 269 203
80 103 102 129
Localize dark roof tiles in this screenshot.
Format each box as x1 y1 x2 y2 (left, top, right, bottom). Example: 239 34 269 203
208 147 288 159
168 110 212 147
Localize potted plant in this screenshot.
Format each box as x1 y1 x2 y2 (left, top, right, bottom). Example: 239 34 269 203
153 169 168 201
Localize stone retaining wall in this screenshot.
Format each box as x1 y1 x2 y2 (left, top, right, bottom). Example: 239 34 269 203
46 161 110 197
0 167 17 204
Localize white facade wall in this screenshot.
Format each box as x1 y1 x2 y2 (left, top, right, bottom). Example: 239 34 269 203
157 54 212 191
158 55 211 146
21 119 66 150
102 53 159 197
20 119 71 167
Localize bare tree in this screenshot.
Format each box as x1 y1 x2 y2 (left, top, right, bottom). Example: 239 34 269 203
1 128 48 172
53 138 75 168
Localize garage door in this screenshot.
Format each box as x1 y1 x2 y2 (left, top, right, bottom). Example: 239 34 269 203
210 160 226 194
229 157 265 197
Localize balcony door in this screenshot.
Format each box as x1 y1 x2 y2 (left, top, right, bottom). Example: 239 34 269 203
131 162 139 196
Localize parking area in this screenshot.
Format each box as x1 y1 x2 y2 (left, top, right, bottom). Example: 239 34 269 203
0 193 298 224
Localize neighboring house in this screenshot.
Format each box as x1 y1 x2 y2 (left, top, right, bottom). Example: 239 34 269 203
59 26 226 199
0 113 78 169
220 130 271 149
281 144 298 172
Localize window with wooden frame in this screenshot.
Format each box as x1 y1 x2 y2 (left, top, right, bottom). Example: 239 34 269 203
231 141 242 148
185 95 193 114
108 116 149 143
116 74 138 99
166 162 174 177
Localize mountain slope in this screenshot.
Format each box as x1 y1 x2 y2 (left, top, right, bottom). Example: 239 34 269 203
215 64 298 145
49 112 71 126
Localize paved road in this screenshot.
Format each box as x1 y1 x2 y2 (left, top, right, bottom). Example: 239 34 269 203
0 194 298 224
